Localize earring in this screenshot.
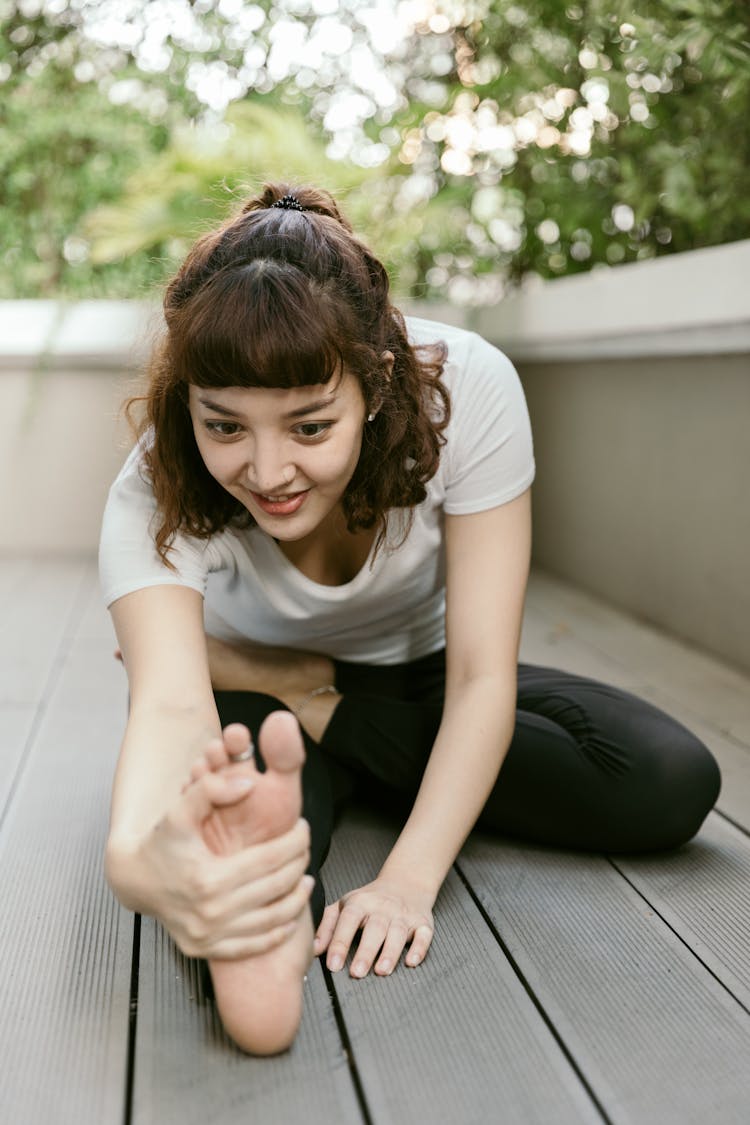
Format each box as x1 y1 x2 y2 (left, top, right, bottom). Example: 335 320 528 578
367 412 376 422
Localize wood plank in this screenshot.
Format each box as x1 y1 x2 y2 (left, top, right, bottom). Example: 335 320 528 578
0 557 88 704
526 571 750 745
0 558 88 807
132 919 363 1124
0 568 133 1124
459 833 750 1124
321 811 604 1125
613 812 750 1010
521 576 750 831
670 721 750 833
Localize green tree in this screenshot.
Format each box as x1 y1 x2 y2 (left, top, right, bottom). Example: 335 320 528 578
2 0 748 301
0 2 174 296
383 0 750 296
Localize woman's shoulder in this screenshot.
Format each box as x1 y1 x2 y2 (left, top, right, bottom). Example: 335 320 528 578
99 431 224 608
405 315 515 377
405 313 477 353
106 430 155 501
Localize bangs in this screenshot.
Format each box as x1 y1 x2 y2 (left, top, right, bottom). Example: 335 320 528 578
171 260 348 389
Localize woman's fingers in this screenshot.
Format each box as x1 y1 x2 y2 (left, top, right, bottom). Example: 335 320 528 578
325 899 368 972
405 923 434 968
172 769 254 827
216 819 311 892
215 856 312 928
313 901 340 957
316 878 436 978
374 919 413 976
349 916 394 978
196 919 300 961
176 873 315 958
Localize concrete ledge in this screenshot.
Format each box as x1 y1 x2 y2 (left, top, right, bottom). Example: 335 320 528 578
475 238 750 360
1 240 748 371
408 239 750 360
0 300 155 372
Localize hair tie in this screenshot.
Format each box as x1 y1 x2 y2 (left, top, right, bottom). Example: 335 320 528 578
271 194 305 212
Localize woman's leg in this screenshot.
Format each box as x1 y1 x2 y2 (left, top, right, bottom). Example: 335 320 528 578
321 657 721 853
478 664 722 851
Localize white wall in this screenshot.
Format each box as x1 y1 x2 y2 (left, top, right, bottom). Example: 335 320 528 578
415 241 750 672
0 302 154 554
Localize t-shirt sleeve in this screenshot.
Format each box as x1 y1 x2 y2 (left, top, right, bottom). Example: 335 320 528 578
442 332 535 514
98 444 210 608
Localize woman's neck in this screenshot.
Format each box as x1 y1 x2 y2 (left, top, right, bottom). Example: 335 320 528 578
276 513 377 586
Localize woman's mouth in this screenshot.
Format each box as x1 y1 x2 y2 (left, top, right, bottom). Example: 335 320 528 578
250 489 310 516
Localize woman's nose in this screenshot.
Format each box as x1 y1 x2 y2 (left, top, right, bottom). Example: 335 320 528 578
247 444 295 493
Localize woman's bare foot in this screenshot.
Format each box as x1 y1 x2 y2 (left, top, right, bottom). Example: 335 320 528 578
191 714 314 1054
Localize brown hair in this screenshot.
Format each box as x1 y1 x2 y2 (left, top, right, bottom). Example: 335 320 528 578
127 182 450 565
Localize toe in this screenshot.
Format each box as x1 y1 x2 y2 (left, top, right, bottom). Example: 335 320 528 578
223 723 253 762
189 756 210 784
205 740 230 771
258 711 306 774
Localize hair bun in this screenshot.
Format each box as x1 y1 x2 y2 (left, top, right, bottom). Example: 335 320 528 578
242 182 353 231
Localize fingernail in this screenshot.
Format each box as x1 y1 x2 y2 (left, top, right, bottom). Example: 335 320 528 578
302 875 315 894
352 961 366 978
377 959 391 974
328 955 342 972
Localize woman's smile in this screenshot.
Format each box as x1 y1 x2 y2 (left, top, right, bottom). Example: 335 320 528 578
249 488 311 517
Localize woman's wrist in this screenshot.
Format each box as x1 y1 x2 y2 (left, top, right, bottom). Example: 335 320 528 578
377 854 443 901
104 833 150 912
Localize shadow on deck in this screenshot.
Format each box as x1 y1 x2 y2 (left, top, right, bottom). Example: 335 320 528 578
2 559 750 1124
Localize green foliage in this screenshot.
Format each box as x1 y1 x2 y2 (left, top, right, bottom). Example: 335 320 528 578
0 66 168 297
388 0 750 296
2 0 748 301
82 102 368 265
0 3 164 296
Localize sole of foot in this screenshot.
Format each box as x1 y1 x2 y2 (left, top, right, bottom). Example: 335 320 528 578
197 714 313 1055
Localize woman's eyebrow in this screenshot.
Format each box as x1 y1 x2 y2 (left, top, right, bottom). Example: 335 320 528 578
197 397 242 417
197 393 338 419
284 394 338 419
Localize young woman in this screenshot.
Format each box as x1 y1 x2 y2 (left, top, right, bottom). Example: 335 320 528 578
100 183 721 1055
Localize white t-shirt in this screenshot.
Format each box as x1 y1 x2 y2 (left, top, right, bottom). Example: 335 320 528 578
99 317 535 664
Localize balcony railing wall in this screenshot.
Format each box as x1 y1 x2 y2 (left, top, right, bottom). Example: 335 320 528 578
2 240 748 671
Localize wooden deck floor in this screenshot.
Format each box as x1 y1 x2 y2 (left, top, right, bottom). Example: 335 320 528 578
2 558 750 1124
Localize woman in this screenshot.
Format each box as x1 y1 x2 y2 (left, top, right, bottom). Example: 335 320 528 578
100 183 721 1055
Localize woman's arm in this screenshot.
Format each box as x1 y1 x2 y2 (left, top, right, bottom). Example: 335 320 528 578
316 488 532 976
107 584 313 959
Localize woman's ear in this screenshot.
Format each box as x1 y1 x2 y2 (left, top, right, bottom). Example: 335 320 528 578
381 350 395 381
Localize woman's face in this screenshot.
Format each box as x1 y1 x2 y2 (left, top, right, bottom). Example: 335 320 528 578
188 371 368 544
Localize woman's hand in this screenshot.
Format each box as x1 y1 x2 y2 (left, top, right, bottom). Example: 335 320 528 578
106 770 313 960
313 875 435 978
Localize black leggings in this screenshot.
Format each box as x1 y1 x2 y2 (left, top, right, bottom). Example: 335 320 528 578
214 651 722 927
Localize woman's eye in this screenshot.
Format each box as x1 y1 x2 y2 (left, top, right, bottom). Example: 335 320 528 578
295 422 330 439
205 420 241 437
